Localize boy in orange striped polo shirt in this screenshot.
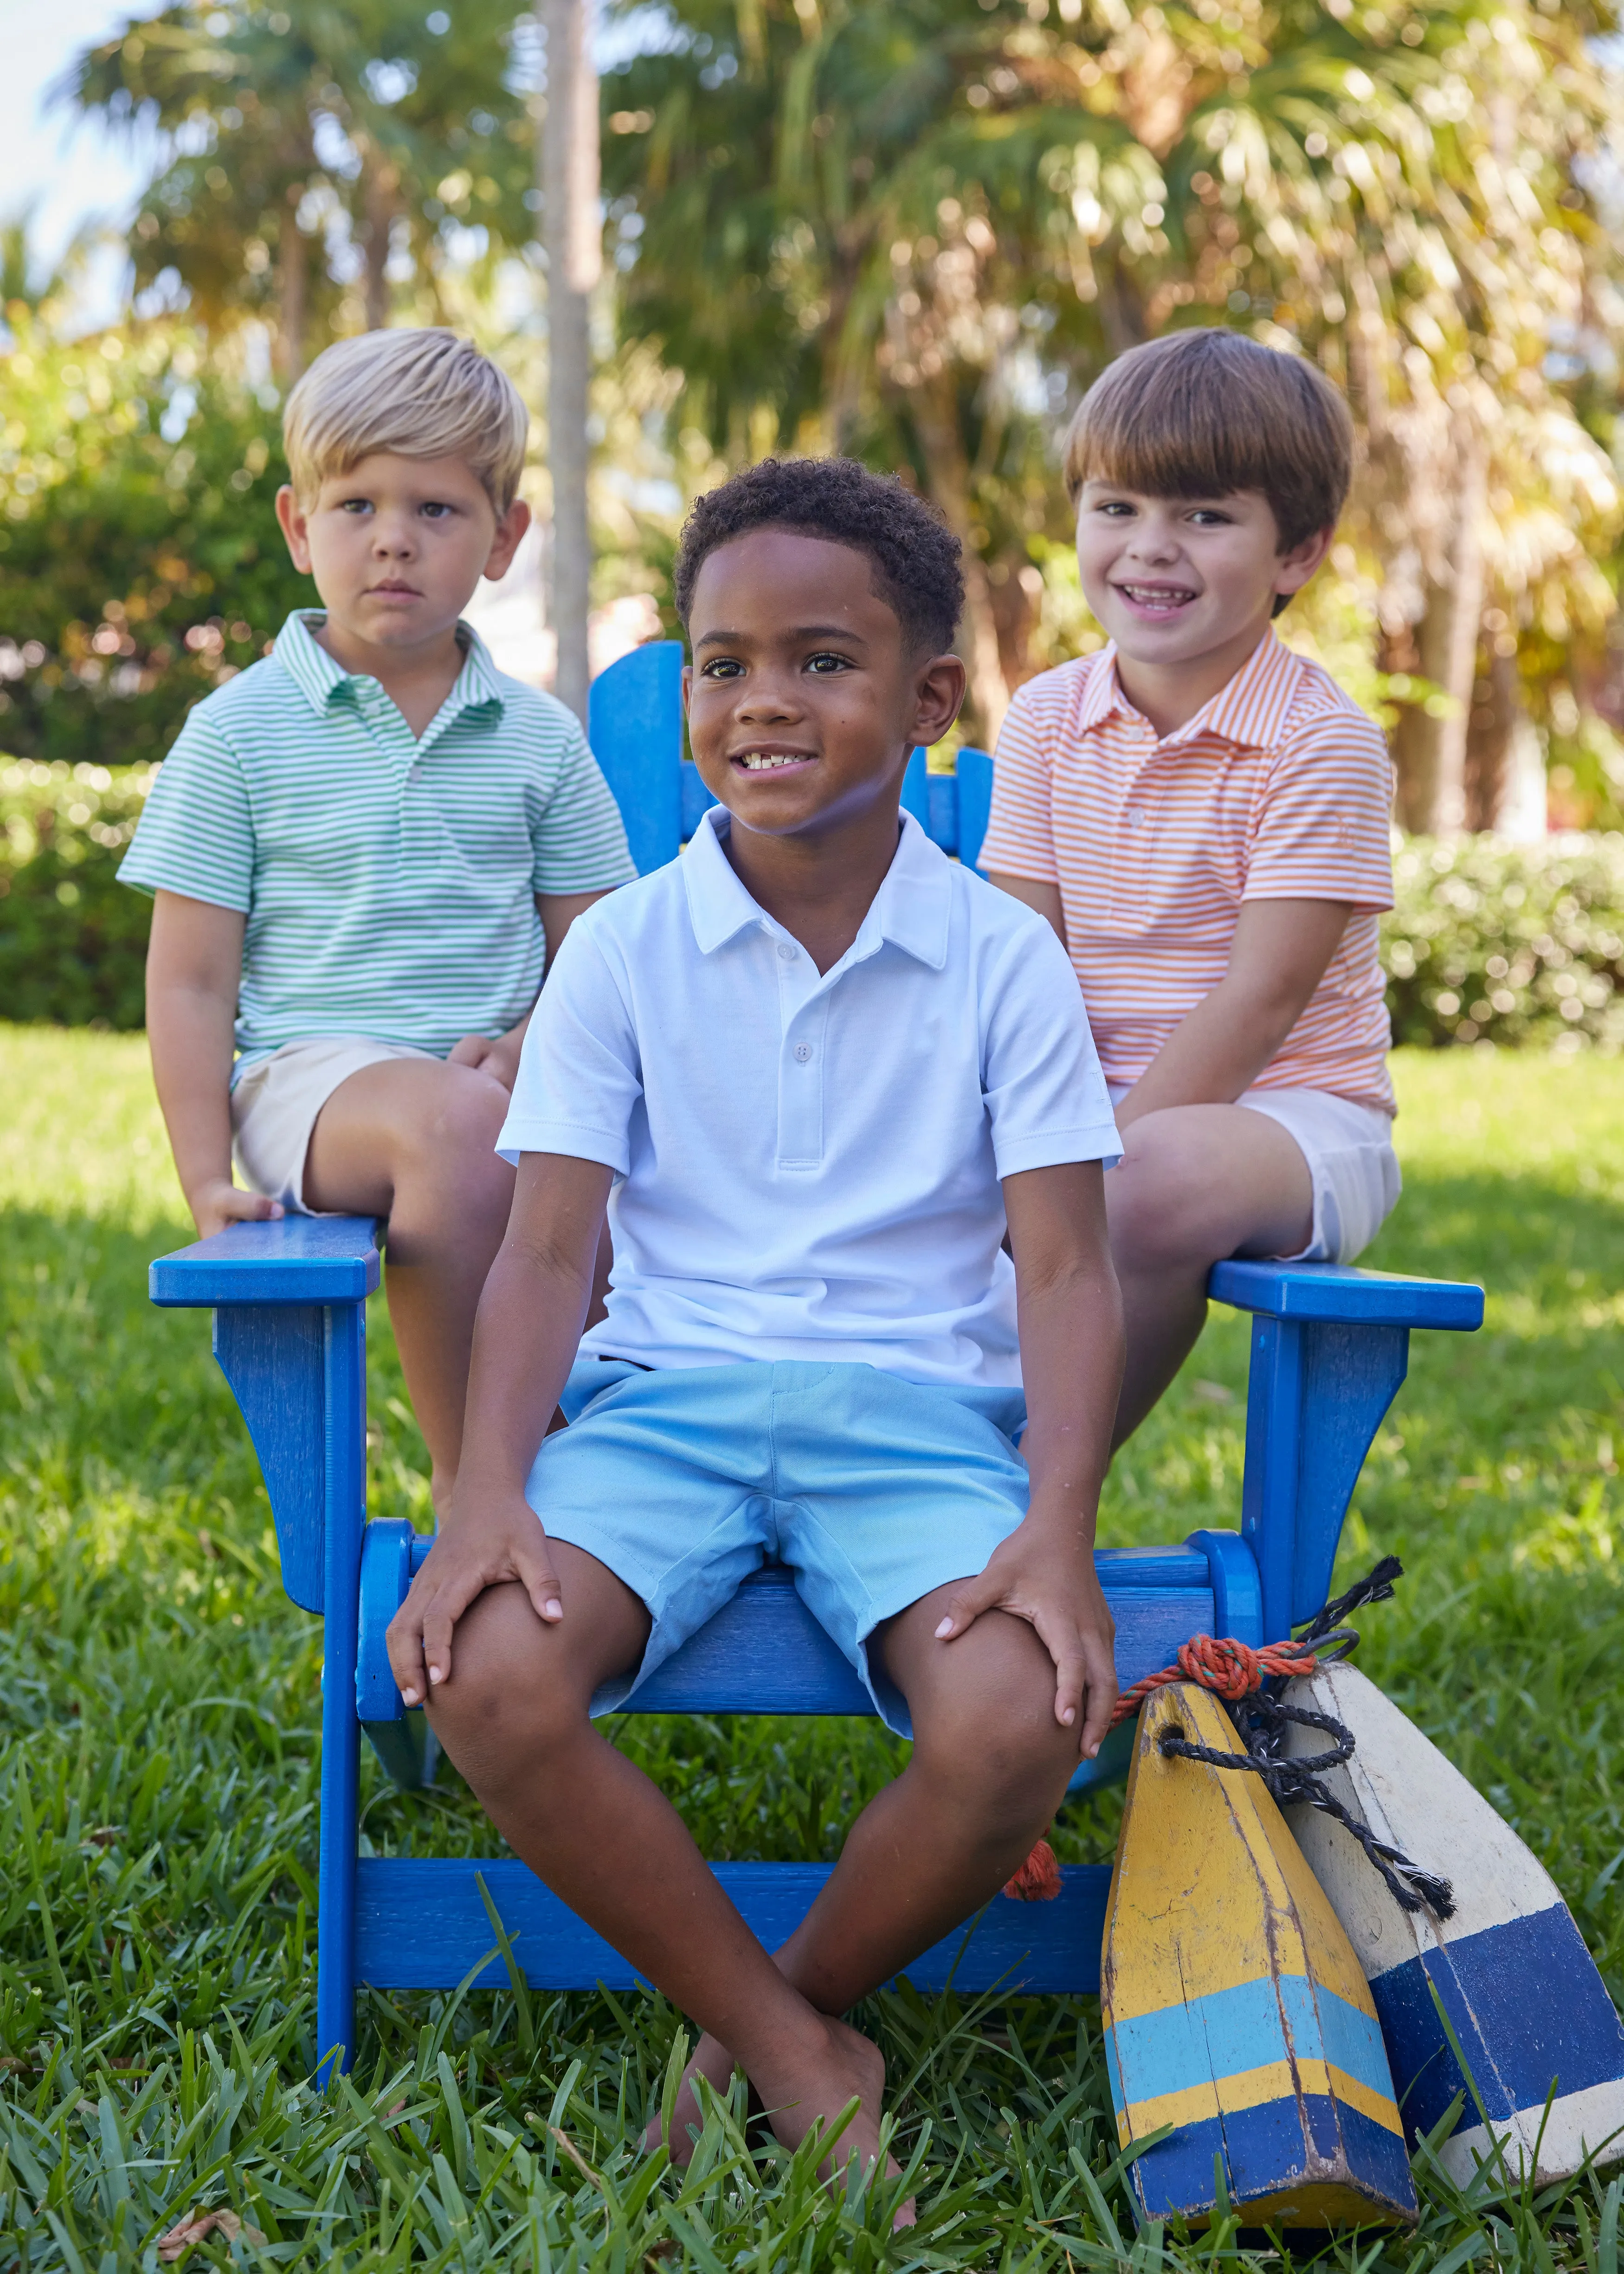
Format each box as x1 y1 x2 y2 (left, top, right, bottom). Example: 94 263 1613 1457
980 329 1397 1443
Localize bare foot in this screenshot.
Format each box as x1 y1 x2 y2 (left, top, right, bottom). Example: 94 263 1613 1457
644 2029 739 2159
753 2014 914 2230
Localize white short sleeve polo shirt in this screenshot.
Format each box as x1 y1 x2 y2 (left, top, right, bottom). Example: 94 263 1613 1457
497 807 1121 1389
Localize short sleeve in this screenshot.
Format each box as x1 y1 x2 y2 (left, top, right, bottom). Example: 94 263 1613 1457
116 708 255 910
976 678 1061 884
981 916 1121 1178
496 920 643 1171
1242 706 1395 911
531 714 639 897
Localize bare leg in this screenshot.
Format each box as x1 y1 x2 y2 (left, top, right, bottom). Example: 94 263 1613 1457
1105 1104 1314 1447
425 1542 907 2211
656 1586 1080 2157
303 1061 612 1502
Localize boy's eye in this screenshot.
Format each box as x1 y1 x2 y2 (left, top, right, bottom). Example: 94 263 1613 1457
338 499 373 515
806 651 851 673
419 502 453 519
1189 508 1233 526
700 657 744 679
1095 500 1134 517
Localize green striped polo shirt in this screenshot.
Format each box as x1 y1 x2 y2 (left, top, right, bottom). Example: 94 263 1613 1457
119 610 637 1076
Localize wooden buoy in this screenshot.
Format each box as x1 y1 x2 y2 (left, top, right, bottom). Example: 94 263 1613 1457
1285 1661 1624 2187
1102 1681 1417 2229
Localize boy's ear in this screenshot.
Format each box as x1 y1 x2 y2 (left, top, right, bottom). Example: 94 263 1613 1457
912 650 968 751
275 485 314 575
482 498 532 584
1274 523 1336 607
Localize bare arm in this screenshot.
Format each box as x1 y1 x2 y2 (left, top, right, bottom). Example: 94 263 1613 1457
146 888 282 1239
933 1160 1125 1757
386 1150 615 1704
1115 898 1352 1129
988 872 1068 949
449 888 615 1089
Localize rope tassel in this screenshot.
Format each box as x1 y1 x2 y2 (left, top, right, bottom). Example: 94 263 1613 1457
1000 1557 1454 1920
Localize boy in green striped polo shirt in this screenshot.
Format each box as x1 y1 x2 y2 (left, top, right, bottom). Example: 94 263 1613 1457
120 329 637 1507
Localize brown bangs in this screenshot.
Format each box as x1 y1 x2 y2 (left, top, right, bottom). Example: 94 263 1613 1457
1062 329 1353 551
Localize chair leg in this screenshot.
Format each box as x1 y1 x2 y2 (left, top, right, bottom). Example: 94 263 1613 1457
316 1682 361 2088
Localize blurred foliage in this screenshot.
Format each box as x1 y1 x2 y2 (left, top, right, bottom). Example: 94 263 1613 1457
0 310 310 769
599 0 1624 755
61 0 537 375
1385 835 1624 1053
0 761 154 1028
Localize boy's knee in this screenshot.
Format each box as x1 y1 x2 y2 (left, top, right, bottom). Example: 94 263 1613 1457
1107 1115 1214 1273
402 1067 513 1188
907 1620 1078 1822
426 1586 587 1772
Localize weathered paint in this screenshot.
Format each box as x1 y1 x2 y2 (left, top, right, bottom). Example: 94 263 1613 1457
1102 1681 1417 2229
1285 1661 1624 2186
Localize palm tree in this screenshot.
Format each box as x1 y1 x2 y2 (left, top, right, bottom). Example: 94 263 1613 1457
602 0 1624 776
59 0 534 379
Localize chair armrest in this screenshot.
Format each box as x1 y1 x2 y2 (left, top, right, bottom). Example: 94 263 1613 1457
150 1215 381 1307
1207 1258 1482 1333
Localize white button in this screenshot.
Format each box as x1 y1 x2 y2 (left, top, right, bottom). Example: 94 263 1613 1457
793 1042 812 1063
776 942 795 961
1127 808 1142 828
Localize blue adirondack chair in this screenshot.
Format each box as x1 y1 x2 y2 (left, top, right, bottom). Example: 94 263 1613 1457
148 642 1485 2086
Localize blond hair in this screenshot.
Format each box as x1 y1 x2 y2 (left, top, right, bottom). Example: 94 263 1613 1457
282 329 529 512
1062 329 1353 550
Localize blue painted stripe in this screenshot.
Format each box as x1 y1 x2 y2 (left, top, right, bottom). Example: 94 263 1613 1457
1371 1903 1624 2140
1104 2026 1126 2118
1113 1975 1393 2106
1129 2095 1415 2223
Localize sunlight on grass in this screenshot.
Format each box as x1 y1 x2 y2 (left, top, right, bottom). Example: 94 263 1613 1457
3 1025 1623 2268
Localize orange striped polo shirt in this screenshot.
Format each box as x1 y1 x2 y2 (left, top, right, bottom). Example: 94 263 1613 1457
978 630 1396 1115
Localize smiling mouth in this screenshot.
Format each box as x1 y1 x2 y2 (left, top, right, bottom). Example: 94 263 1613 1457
732 750 816 771
1114 581 1199 614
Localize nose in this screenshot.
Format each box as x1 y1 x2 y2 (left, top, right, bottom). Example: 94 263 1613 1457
734 668 803 723
1124 513 1182 566
371 512 418 559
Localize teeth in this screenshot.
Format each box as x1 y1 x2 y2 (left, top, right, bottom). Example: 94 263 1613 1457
740 753 808 770
1122 586 1194 605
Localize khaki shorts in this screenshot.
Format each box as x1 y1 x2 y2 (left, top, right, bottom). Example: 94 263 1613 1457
231 1036 441 1214
1107 1082 1401 1266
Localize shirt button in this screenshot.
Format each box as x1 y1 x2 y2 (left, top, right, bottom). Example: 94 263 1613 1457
776 942 795 961
793 1042 812 1063
1127 807 1143 829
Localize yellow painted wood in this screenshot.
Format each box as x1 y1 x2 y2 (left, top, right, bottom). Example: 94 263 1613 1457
1101 1681 1416 2229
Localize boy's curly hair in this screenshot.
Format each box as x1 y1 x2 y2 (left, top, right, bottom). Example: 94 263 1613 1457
673 457 964 655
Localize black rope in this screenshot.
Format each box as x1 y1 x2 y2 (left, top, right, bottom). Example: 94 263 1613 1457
1157 1555 1456 1922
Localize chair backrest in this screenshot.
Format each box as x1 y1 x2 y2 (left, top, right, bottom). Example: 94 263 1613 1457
586 642 994 876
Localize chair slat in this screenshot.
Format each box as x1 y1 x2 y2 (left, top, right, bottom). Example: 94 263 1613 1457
355 1856 1111 1995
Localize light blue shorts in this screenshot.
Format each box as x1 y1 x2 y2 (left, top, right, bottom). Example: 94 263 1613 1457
526 1359 1031 1737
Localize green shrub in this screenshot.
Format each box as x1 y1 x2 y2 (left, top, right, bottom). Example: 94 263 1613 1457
1384 835 1624 1054
9 785 1624 1055
0 758 153 1027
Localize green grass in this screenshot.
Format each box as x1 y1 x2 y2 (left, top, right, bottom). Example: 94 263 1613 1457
2 1026 1622 2270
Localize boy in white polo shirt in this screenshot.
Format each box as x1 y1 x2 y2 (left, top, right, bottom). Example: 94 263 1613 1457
120 329 636 1505
387 459 1124 2209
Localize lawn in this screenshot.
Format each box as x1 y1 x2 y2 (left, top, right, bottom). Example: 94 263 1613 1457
2 1026 1622 2271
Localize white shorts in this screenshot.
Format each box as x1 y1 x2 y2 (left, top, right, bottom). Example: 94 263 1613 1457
1107 1082 1400 1266
231 1036 440 1214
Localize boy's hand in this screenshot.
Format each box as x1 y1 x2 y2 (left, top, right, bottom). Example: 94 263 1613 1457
188 1176 284 1240
386 1492 564 1706
448 1029 522 1090
933 1517 1118 1757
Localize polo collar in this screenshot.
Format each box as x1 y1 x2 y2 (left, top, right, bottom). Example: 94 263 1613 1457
273 610 507 721
682 805 953 970
1080 629 1304 752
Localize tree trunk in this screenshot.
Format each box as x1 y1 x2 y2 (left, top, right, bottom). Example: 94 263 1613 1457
910 375 1009 745
541 0 599 725
1391 430 1486 833
362 163 400 331
277 195 308 384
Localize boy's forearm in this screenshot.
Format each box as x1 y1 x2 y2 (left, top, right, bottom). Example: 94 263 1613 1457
1017 1260 1124 1534
448 1155 615 1518
1113 982 1290 1127
147 980 239 1206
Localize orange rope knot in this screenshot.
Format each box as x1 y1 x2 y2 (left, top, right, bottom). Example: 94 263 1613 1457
1000 1632 1319 1903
